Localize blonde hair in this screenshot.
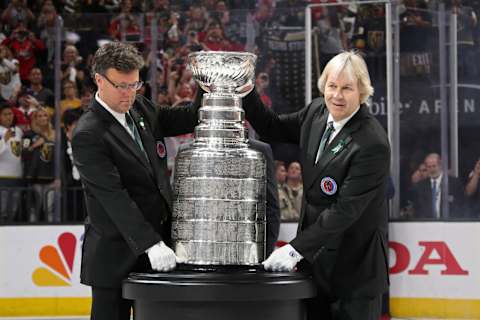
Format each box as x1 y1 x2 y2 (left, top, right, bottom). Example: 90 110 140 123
317 51 374 105
31 107 55 141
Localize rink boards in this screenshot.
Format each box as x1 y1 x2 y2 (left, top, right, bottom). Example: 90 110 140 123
0 222 479 318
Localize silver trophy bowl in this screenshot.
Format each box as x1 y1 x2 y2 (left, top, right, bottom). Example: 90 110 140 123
172 51 266 267
189 51 256 97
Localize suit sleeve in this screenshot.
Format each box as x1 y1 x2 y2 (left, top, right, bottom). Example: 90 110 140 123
72 130 162 256
290 141 390 262
150 89 203 137
242 90 309 144
260 141 280 256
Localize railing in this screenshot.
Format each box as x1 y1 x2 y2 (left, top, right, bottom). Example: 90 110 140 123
0 186 86 224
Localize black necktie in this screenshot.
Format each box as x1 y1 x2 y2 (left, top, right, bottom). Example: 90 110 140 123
125 112 146 154
315 121 335 163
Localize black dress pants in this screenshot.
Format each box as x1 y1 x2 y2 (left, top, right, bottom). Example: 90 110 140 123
89 254 152 320
91 287 132 320
306 293 383 320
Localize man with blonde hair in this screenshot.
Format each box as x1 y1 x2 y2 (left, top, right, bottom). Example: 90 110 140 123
242 51 390 319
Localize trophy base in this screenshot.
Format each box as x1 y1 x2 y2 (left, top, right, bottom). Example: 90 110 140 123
176 263 264 273
124 270 316 320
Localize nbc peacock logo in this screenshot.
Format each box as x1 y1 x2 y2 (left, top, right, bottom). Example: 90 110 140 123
32 232 77 287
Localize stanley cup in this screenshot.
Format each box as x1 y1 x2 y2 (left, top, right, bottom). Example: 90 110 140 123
171 51 266 266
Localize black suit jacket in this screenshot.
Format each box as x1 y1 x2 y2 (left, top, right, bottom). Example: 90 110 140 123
72 94 200 288
243 91 390 299
411 175 464 219
249 139 280 256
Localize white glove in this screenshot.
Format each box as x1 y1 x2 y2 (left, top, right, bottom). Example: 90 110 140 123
262 244 303 272
146 241 177 272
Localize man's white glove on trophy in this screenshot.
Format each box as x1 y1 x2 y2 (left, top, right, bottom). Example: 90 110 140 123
146 241 178 272
262 244 303 272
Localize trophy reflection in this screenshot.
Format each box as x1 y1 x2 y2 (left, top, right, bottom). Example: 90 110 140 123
171 51 266 267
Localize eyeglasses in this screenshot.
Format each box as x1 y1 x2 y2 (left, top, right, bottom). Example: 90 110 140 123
101 74 143 91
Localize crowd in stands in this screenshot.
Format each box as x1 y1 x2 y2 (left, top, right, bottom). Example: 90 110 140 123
0 0 479 223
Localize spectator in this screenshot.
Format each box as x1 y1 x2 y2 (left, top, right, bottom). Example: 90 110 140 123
166 11 181 48
410 153 464 219
354 4 386 53
400 0 431 50
145 9 171 50
15 90 42 131
352 4 386 79
25 67 54 110
1 23 45 83
157 87 170 105
8 104 28 133
255 72 272 108
37 2 58 65
400 161 428 219
464 158 480 218
275 0 307 27
399 0 432 77
108 0 142 42
203 0 218 11
149 0 170 13
61 108 85 222
452 0 478 79
61 45 87 89
0 0 35 32
0 102 24 222
22 107 56 222
411 161 428 184
175 82 194 103
185 4 208 32
212 1 230 26
317 7 348 71
254 0 274 25
275 161 287 185
166 57 196 105
0 45 21 103
60 80 82 116
79 86 94 112
275 161 298 221
184 29 206 52
284 161 303 220
199 20 240 51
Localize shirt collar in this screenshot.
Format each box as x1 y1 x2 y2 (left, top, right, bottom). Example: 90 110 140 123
95 92 127 126
327 106 361 133
431 173 443 185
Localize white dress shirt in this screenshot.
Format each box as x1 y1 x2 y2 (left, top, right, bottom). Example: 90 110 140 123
95 92 135 139
430 173 443 218
326 106 361 144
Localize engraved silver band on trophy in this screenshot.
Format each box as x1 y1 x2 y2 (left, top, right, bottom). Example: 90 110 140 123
171 51 266 266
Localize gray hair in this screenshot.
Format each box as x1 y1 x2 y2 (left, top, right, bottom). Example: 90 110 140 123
317 51 374 105
91 42 144 78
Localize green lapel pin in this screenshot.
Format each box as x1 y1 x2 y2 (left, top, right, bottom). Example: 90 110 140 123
331 140 345 155
139 117 146 130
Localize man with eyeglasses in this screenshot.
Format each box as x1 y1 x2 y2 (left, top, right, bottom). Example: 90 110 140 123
71 42 202 320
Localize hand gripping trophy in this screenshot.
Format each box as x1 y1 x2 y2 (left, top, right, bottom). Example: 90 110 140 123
171 51 267 268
